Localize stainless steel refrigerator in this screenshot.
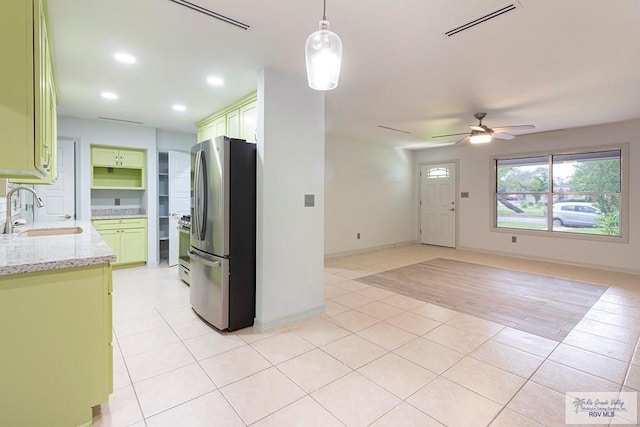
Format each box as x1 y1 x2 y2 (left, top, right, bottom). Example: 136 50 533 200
189 136 256 331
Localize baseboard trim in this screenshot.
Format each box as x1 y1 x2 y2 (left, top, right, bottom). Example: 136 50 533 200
254 305 325 332
458 245 640 276
325 240 418 259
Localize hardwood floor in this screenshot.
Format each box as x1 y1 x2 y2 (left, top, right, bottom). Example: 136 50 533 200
357 258 608 341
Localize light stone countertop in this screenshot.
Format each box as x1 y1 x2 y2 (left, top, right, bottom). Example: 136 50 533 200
92 214 148 220
0 221 116 276
91 208 147 220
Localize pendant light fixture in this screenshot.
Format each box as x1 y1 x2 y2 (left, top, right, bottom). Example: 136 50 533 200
305 0 342 91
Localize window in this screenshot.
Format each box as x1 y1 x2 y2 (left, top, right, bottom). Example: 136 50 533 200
427 167 449 179
494 148 624 239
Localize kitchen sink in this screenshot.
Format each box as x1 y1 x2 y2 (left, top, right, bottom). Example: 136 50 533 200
18 227 84 237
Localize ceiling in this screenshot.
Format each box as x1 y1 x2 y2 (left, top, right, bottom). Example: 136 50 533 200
48 0 640 149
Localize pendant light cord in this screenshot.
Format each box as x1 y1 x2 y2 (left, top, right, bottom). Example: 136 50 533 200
323 0 327 20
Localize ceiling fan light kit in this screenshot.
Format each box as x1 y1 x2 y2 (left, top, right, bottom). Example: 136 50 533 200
432 112 535 145
305 0 342 91
469 131 492 144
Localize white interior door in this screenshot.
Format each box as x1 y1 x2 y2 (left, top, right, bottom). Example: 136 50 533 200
34 140 76 222
168 151 191 266
420 162 457 247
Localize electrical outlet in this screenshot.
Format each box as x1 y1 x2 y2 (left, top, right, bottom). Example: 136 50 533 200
511 236 517 243
357 233 361 239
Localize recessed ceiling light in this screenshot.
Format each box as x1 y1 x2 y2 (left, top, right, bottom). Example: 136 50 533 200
172 104 186 112
101 91 118 100
114 52 136 64
207 76 224 86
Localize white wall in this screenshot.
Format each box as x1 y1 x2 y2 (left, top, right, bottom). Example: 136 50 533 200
156 129 196 153
57 116 159 265
325 137 416 255
255 67 325 330
414 118 640 273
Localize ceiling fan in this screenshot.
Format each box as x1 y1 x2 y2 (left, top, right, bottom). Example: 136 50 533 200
432 112 535 144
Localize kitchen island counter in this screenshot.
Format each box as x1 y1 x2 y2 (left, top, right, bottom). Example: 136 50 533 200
0 220 116 276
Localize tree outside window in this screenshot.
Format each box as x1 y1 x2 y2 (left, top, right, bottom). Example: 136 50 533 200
495 150 622 238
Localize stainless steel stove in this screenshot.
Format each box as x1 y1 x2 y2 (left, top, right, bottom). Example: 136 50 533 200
178 215 191 284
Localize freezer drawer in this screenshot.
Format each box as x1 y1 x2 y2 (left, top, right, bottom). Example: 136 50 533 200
189 249 229 330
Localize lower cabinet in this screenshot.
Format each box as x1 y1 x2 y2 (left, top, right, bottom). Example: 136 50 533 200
0 264 113 427
93 218 147 267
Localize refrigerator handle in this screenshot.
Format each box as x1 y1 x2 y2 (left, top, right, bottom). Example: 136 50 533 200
188 250 221 268
198 149 208 240
193 150 202 240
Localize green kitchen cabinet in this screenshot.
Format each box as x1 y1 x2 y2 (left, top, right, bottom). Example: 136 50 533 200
0 263 113 427
206 115 226 140
240 100 258 143
93 218 148 267
226 108 241 138
92 146 145 168
196 93 257 143
0 0 58 180
91 146 146 189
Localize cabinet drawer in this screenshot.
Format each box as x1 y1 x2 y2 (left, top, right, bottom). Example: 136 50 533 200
92 218 147 230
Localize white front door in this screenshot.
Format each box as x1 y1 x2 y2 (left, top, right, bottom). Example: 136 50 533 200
34 140 76 222
168 151 191 266
420 162 457 247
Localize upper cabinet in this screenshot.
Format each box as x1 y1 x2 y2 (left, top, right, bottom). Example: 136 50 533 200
92 146 145 169
0 0 57 181
91 146 146 189
196 93 257 144
239 102 258 143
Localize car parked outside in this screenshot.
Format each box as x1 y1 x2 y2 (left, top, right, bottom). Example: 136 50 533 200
552 202 602 227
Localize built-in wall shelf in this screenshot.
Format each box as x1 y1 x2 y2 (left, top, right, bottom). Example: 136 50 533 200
158 152 169 263
91 146 146 189
92 167 145 189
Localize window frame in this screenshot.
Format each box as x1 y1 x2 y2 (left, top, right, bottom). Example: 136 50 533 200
491 144 629 243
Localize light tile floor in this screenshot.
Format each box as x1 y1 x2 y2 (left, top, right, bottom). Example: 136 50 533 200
93 244 640 426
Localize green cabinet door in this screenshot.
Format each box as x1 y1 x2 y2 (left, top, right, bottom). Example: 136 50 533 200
119 227 147 264
98 228 120 263
213 116 226 138
0 0 56 180
226 108 241 138
91 147 119 167
240 101 258 143
119 149 145 168
0 264 112 427
92 219 147 267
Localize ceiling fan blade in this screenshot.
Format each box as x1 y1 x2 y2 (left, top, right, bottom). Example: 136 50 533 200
493 132 515 140
469 125 484 131
431 132 470 139
491 125 535 132
455 135 469 144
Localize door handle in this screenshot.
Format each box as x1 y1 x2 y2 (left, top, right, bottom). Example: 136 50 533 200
188 250 221 268
60 214 72 219
449 208 455 211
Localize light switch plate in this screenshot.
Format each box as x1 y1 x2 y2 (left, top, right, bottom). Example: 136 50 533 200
461 192 469 198
304 194 315 207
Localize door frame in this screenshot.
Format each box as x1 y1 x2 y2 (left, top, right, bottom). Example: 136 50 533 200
418 159 459 248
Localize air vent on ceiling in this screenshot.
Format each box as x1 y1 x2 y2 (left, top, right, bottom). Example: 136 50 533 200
378 125 412 135
167 0 250 30
445 3 517 37
98 117 144 125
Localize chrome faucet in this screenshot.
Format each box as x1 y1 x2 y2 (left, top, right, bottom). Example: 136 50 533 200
4 186 45 234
